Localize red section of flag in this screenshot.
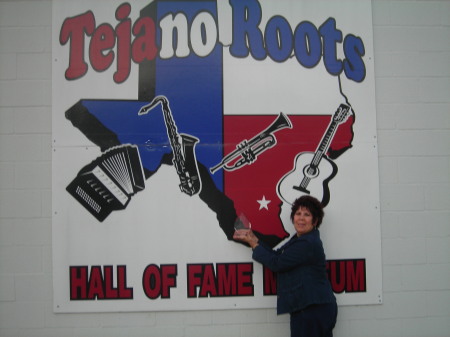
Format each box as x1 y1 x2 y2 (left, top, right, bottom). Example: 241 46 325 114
223 114 354 239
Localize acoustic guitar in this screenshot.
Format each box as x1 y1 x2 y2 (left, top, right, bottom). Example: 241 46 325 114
277 104 351 206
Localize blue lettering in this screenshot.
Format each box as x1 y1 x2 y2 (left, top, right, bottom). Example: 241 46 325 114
343 34 366 82
229 0 266 59
293 21 321 68
265 16 293 62
319 18 343 75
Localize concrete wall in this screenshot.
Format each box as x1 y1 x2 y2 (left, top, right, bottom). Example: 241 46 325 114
0 0 449 336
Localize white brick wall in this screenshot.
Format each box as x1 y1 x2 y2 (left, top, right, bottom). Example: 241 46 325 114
0 0 449 336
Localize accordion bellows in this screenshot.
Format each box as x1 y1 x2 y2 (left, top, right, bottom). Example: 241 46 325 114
66 144 145 222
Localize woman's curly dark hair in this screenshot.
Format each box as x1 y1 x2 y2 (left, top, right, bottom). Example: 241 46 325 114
290 195 325 228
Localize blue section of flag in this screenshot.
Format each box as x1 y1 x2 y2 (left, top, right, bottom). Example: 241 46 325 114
155 0 224 189
81 99 170 172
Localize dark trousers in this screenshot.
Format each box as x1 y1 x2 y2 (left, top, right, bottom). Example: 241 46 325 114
290 302 338 337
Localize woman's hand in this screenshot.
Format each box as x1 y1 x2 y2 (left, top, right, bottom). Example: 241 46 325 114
233 229 259 249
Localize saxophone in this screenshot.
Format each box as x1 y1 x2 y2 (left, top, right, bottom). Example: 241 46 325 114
138 95 201 196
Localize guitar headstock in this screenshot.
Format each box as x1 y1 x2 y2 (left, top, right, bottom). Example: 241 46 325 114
333 104 351 124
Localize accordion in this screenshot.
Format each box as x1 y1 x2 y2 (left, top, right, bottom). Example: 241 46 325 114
66 145 145 222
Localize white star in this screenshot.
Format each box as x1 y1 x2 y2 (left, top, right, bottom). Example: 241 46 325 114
257 195 271 210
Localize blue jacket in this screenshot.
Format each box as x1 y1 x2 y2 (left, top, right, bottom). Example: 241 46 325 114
252 229 335 314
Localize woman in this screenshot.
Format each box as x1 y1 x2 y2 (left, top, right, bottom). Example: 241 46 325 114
233 195 337 337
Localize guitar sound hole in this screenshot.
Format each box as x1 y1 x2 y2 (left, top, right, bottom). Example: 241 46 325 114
303 165 319 179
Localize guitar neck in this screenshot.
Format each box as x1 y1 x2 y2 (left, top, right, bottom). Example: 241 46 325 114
310 120 339 166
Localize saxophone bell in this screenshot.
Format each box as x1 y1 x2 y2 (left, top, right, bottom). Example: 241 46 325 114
177 133 201 195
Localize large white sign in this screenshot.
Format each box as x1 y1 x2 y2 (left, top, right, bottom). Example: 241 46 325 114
52 0 381 312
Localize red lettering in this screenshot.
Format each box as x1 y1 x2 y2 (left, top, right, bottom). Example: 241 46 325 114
160 265 177 298
187 263 254 298
329 260 346 293
70 266 88 299
132 17 158 63
104 266 119 298
263 266 277 295
117 265 133 298
142 264 177 299
327 259 366 293
60 3 158 83
199 264 217 297
69 265 133 300
346 260 366 292
187 264 203 297
237 263 253 296
87 266 105 299
142 264 161 299
114 3 132 83
60 11 95 80
217 264 236 296
90 23 115 72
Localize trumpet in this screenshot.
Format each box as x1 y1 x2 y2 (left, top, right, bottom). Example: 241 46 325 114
210 112 292 174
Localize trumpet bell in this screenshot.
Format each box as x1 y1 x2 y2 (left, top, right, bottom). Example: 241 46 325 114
265 112 293 134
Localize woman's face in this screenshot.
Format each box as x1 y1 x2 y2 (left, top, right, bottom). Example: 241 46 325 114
293 206 316 236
